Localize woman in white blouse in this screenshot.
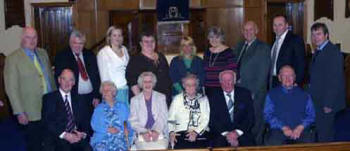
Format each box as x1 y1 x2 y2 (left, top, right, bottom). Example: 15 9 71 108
168 74 210 149
97 26 130 107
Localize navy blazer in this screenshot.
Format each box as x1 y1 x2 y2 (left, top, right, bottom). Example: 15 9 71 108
54 47 101 99
275 31 305 85
208 86 255 145
169 55 205 87
309 41 345 113
42 90 90 138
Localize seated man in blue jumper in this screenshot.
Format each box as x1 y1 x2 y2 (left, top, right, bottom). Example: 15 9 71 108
264 65 315 145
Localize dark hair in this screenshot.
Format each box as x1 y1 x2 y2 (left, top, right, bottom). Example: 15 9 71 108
311 22 329 35
139 30 156 42
273 14 288 24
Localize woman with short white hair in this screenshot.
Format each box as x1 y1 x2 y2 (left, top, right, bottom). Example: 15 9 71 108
128 72 169 150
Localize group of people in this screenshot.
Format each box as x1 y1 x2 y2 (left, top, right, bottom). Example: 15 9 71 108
2 14 347 151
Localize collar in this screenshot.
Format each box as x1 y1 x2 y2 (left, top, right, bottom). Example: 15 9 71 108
281 85 295 93
59 88 71 98
278 30 288 41
245 38 256 47
317 40 329 51
224 90 235 97
23 48 36 56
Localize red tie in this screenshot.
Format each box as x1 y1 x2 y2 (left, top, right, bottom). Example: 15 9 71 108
75 53 89 81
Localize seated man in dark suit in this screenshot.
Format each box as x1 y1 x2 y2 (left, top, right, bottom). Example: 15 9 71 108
208 70 255 147
42 69 91 151
264 65 315 145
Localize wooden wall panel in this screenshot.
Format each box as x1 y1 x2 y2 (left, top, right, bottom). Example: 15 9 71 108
206 7 244 47
204 0 243 8
101 0 138 10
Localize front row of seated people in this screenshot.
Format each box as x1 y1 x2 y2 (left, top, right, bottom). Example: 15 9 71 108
42 65 315 150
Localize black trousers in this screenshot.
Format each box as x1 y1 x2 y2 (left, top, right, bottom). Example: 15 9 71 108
56 138 92 151
264 128 315 146
18 120 44 151
173 131 209 149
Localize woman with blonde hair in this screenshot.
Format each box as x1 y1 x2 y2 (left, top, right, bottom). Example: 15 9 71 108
169 36 205 96
97 26 130 106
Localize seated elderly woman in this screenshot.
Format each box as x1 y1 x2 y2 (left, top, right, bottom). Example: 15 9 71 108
90 81 133 151
168 74 210 149
128 72 169 150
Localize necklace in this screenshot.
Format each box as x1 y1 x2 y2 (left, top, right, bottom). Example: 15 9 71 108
209 51 220 67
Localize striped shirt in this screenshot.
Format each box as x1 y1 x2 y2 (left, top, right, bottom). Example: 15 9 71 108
203 48 237 87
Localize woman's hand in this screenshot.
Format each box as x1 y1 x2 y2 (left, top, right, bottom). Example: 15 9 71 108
150 130 159 141
107 127 120 134
169 132 177 145
142 132 152 142
186 130 198 142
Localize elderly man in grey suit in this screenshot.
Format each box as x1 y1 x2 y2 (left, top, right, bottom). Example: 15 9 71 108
4 27 56 151
309 23 345 142
234 21 271 145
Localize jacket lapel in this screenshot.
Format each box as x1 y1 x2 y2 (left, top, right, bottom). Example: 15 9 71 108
240 40 258 67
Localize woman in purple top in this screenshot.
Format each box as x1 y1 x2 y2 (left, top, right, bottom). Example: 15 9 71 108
203 27 237 96
128 72 169 150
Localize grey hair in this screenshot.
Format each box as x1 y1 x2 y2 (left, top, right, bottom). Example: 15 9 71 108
99 81 117 96
106 26 123 46
219 70 236 84
70 29 86 43
207 26 225 42
137 72 157 89
181 74 200 90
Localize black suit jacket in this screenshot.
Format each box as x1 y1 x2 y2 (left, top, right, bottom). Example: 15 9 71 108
42 91 90 139
208 86 255 146
54 47 100 99
309 41 345 114
275 31 305 84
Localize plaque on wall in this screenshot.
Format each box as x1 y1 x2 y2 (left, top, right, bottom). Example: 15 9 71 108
157 23 184 54
314 0 333 21
346 0 350 18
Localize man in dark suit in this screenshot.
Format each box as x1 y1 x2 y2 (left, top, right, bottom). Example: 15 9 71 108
208 70 255 147
54 30 100 109
309 23 345 142
42 69 91 151
270 15 305 88
234 21 270 145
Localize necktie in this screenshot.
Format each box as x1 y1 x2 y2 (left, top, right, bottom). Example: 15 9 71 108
75 53 89 81
226 93 234 122
237 43 248 68
312 49 321 63
33 54 47 94
64 95 76 132
271 36 281 74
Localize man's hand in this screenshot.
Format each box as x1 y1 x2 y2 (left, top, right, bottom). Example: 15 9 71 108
291 125 304 140
92 98 100 108
107 127 120 134
282 126 293 137
226 131 239 146
73 130 87 139
186 131 198 142
323 107 332 114
17 113 29 125
64 132 81 144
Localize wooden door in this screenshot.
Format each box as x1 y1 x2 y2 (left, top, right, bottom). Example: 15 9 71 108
32 3 74 63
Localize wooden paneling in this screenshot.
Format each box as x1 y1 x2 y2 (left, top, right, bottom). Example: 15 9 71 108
314 0 333 21
4 0 25 28
206 7 244 47
32 3 73 62
204 0 243 8
101 0 139 10
0 54 10 120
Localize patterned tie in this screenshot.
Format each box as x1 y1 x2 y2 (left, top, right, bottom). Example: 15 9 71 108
33 54 47 94
269 36 281 89
64 95 76 132
75 53 89 81
226 93 234 122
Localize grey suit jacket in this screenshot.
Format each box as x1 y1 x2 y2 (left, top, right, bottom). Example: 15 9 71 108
234 39 270 105
4 48 56 121
129 91 168 136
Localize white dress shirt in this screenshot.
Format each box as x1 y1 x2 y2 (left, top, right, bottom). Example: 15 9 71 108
272 30 288 75
74 52 93 94
97 45 129 88
222 90 243 136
